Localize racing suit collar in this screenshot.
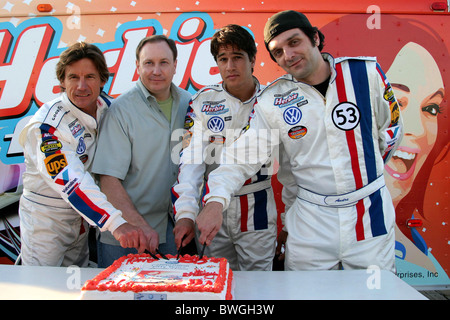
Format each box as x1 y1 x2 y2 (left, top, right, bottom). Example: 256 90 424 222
61 92 106 130
221 75 261 104
322 52 337 84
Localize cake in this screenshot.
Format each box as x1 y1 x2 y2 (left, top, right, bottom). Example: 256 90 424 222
80 254 234 300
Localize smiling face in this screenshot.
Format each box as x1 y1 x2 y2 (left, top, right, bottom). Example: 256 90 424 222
268 28 323 84
385 42 444 204
60 57 106 117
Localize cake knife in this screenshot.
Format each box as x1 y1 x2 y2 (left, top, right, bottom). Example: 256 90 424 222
198 242 206 260
156 248 169 260
144 249 159 260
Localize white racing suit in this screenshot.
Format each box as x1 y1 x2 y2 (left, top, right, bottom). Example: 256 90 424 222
204 54 403 271
172 79 279 270
19 92 127 267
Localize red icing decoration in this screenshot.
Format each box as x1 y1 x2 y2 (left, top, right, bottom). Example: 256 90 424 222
81 254 232 299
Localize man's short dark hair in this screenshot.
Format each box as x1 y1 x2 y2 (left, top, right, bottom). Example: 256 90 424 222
264 11 325 61
210 24 257 62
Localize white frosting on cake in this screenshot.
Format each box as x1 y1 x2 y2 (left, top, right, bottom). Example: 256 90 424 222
80 254 233 300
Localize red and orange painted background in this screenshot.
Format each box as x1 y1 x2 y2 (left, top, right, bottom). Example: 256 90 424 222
0 0 448 286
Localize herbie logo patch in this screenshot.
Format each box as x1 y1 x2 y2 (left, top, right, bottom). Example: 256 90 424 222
45 153 67 176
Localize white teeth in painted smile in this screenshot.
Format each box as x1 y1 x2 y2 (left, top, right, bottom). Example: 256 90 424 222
393 149 416 160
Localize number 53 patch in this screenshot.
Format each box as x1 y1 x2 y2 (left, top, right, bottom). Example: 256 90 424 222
331 102 360 131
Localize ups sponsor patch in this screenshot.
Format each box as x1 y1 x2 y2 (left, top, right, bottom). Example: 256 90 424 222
45 153 67 176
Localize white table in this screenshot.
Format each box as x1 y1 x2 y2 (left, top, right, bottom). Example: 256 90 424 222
0 265 426 300
233 270 427 300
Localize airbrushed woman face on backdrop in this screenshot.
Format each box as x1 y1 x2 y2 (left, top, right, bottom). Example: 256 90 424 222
384 42 444 205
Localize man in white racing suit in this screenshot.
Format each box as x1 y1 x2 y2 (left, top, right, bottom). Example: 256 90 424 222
172 25 281 270
196 11 403 271
19 42 148 267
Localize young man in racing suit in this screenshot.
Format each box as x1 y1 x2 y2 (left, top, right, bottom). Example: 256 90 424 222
196 11 403 271
19 42 148 267
172 25 284 270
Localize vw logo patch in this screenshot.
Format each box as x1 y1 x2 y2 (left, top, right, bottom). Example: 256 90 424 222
283 106 302 125
207 116 225 133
